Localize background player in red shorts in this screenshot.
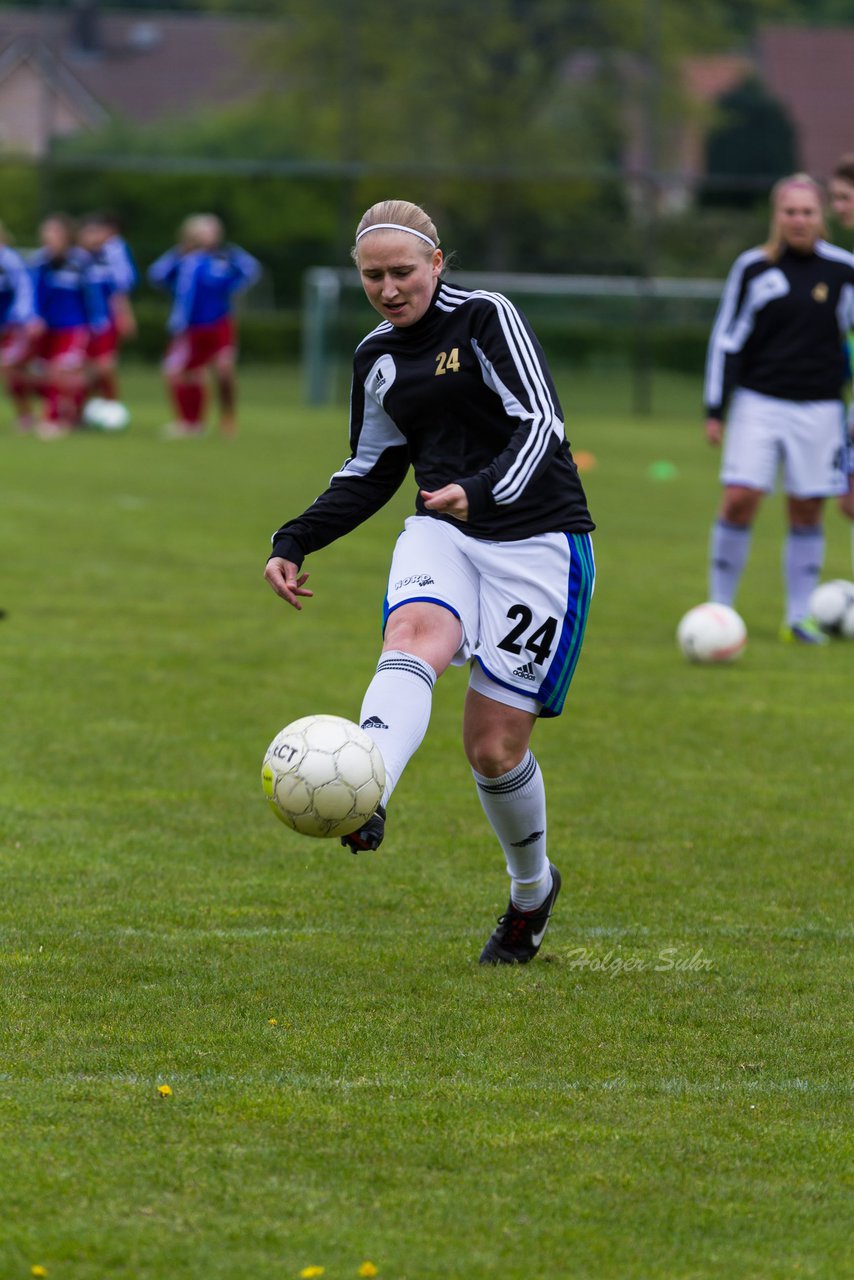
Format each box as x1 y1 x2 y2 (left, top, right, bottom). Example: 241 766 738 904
0 220 42 432
30 214 109 438
78 212 137 407
148 214 259 438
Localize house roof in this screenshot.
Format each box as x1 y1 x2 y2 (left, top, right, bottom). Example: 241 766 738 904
758 25 854 180
0 33 109 126
0 5 282 126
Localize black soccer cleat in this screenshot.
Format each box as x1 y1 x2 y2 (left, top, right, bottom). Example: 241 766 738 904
340 804 386 854
479 864 562 965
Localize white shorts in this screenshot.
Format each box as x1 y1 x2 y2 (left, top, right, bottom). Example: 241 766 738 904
383 517 595 718
721 388 848 497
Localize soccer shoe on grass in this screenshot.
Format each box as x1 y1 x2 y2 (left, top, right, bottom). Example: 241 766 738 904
779 618 828 645
479 864 562 965
161 421 207 440
340 804 386 853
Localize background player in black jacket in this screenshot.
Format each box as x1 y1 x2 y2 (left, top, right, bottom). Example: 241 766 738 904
704 174 854 643
827 153 854 570
265 199 595 965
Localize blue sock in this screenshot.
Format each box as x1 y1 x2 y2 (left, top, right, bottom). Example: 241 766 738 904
784 526 824 625
709 520 752 606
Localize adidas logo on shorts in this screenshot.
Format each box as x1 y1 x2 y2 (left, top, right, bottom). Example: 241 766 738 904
361 715 389 730
512 662 537 681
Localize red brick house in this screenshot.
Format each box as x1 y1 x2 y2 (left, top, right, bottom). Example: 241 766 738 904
0 4 278 156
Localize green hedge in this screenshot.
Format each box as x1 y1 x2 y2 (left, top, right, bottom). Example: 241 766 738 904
128 305 708 375
331 314 709 376
538 320 709 375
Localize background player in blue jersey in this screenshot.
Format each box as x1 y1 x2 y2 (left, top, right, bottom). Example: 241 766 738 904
78 212 137 406
148 214 260 438
30 214 109 437
265 199 595 965
0 221 41 432
704 174 854 642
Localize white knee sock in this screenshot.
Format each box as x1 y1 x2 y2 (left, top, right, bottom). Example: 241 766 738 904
473 751 551 911
358 650 436 804
709 519 752 606
784 525 824 625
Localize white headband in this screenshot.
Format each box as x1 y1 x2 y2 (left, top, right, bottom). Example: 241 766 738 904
356 222 437 248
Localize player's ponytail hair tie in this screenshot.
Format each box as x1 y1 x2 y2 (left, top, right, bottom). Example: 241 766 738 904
355 223 437 248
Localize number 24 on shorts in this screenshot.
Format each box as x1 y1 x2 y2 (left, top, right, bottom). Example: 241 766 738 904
497 604 558 665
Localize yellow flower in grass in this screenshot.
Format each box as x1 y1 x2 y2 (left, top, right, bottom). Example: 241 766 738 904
156 1083 173 1098
31 1268 49 1278
358 1264 379 1278
299 1268 325 1279
267 1017 278 1026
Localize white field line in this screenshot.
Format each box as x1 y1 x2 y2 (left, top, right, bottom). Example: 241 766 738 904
102 923 854 941
0 1071 850 1097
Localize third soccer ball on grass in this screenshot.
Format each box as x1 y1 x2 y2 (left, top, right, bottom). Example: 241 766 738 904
262 715 385 838
808 580 854 636
83 398 131 432
676 603 747 664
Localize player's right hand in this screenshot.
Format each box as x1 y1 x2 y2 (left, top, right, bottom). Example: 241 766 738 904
264 557 313 610
704 417 723 446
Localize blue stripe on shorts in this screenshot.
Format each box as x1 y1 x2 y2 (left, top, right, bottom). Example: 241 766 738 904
538 532 595 718
382 594 461 632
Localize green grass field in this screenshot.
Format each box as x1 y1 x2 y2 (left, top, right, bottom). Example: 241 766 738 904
1 365 852 1280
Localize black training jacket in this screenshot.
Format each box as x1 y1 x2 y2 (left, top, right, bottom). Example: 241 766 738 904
704 240 854 418
271 280 593 567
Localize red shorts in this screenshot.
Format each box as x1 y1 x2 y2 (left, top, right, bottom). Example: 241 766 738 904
35 327 90 370
163 317 235 374
0 326 33 368
88 322 119 360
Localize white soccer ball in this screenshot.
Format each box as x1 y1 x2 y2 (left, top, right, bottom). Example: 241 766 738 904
82 397 106 427
808 579 854 634
840 601 854 639
262 714 386 838
677 602 747 663
83 398 131 431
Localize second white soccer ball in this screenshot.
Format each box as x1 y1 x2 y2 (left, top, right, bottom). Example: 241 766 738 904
808 579 854 635
262 714 385 838
676 602 747 663
83 398 131 432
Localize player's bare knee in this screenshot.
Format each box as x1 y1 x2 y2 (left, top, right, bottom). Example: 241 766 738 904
383 603 460 670
787 496 823 527
384 610 427 652
465 731 527 778
463 705 532 778
720 491 760 525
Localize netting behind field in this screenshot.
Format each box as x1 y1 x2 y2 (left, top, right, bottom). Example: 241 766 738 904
302 268 724 409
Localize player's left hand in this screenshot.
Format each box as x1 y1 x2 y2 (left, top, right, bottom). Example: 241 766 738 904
420 483 469 521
